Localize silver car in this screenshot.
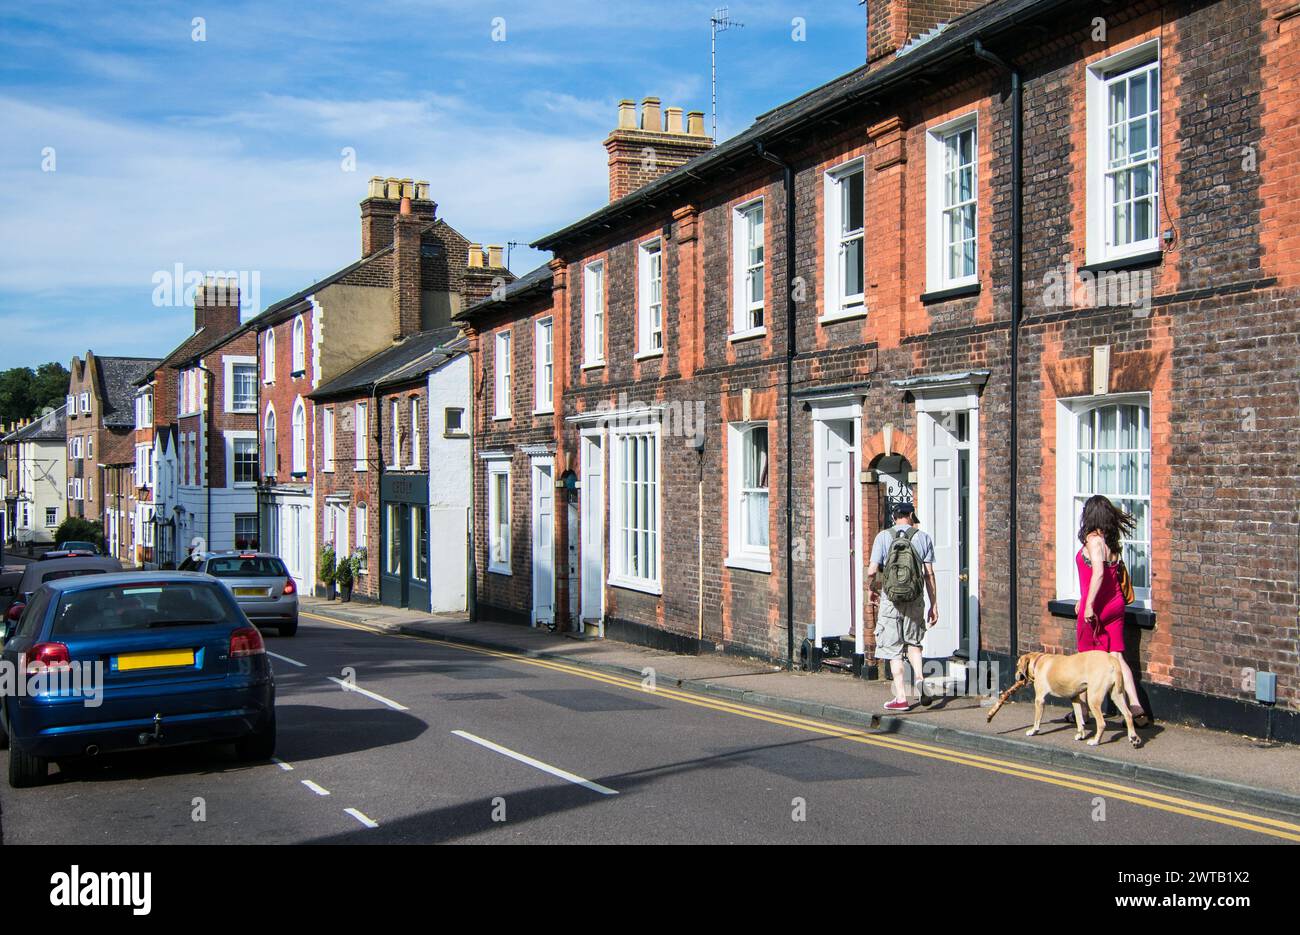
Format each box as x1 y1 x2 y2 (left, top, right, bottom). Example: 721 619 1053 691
179 551 299 636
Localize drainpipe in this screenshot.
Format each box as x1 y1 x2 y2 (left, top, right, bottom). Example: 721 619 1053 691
197 362 216 550
756 141 798 668
972 40 1022 682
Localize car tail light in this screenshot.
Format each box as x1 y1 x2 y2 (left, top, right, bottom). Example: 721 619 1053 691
281 578 296 596
26 642 72 674
230 626 266 658
6 602 25 622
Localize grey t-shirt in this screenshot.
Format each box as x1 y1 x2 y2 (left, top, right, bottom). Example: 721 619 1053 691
870 523 935 568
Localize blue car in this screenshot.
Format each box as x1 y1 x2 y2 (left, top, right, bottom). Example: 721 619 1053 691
0 572 276 787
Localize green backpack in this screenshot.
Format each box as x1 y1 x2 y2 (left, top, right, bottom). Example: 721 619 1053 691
882 526 924 604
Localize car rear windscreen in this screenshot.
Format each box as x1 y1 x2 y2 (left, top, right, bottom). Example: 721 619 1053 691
205 557 288 578
40 568 108 584
52 583 232 635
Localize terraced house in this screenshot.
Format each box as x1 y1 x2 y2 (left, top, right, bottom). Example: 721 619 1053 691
245 177 508 593
471 0 1299 740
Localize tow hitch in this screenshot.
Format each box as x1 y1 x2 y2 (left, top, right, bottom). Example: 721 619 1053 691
138 713 163 746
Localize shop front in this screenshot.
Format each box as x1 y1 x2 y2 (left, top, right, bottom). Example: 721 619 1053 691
380 472 430 611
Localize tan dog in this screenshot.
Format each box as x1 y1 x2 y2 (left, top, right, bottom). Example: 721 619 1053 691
995 651 1141 748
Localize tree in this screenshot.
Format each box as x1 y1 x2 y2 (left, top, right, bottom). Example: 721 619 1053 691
53 517 105 551
0 362 70 427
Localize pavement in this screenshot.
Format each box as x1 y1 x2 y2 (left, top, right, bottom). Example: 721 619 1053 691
301 597 1300 817
2 609 1296 844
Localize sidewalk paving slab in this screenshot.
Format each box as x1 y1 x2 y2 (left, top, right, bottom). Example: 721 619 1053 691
299 597 1300 818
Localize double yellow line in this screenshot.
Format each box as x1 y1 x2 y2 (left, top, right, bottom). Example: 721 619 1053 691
302 611 1300 842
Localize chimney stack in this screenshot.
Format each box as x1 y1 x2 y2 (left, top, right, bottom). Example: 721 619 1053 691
487 244 504 268
604 96 714 202
867 0 987 64
391 186 425 340
361 176 436 259
193 275 241 334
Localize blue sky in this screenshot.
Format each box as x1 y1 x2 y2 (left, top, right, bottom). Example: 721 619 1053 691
0 0 868 369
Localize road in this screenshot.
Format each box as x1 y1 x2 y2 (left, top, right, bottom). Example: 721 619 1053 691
1 614 1296 844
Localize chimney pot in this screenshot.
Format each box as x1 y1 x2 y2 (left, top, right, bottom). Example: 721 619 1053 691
640 96 662 131
385 177 401 199
665 106 684 134
687 111 707 136
467 243 484 268
400 196 412 215
617 99 637 129
368 176 386 198
487 244 504 268
415 180 430 201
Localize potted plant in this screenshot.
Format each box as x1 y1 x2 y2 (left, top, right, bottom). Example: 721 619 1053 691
319 544 337 600
335 552 355 602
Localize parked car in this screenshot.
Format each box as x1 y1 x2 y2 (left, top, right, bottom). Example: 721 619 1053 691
0 572 276 787
178 551 298 637
57 541 101 555
4 556 124 623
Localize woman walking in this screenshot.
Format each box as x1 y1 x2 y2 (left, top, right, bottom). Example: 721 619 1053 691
1077 494 1149 725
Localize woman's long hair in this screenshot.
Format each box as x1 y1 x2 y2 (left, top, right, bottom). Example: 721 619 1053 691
1077 494 1135 556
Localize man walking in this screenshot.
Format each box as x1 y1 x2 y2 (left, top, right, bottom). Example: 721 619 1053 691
866 502 938 712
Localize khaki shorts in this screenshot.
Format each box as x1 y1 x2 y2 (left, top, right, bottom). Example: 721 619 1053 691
874 596 926 660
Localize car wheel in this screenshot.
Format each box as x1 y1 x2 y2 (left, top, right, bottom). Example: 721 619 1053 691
8 744 48 788
235 711 276 762
279 616 298 637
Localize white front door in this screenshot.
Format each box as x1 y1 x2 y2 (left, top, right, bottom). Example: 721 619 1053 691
920 412 960 658
531 461 555 626
580 435 605 632
815 417 859 645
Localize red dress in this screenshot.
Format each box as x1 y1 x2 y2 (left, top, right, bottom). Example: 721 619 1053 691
1076 548 1126 653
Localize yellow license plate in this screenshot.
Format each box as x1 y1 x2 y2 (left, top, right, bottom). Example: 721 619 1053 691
116 649 195 672
234 587 268 597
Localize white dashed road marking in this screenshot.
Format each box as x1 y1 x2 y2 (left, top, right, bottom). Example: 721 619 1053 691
344 808 379 829
327 676 409 711
301 780 331 796
451 729 618 796
267 651 307 668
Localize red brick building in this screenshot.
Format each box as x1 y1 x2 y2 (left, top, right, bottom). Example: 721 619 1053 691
470 0 1300 740
64 352 160 561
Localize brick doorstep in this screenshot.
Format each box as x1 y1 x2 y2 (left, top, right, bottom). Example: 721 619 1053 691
298 598 1300 819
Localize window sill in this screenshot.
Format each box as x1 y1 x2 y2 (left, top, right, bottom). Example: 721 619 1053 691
291 370 306 379
354 465 368 472
920 282 980 304
819 307 866 325
728 327 767 343
443 432 469 440
581 361 606 371
488 566 512 577
533 407 555 416
725 554 772 574
493 414 512 422
634 349 664 362
1078 249 1163 276
607 575 662 597
1047 598 1156 630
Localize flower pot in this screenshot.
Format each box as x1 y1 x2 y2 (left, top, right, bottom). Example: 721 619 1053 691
341 583 353 603
326 582 337 601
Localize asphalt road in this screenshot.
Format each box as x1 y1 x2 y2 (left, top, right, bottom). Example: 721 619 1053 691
1 615 1295 844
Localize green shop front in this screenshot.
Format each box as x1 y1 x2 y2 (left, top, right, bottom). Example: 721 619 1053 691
380 472 430 611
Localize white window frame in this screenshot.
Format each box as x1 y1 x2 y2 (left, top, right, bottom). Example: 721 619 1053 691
390 398 401 468
444 407 466 437
494 329 512 420
66 394 75 413
291 316 306 374
1055 392 1153 608
408 397 421 469
636 238 664 358
234 513 259 551
535 316 554 413
291 397 306 475
79 392 90 413
486 458 512 575
726 422 772 573
264 330 276 383
608 419 662 594
1086 40 1162 265
45 507 58 527
228 432 259 487
731 198 766 339
822 158 866 321
355 503 368 572
263 405 277 476
322 406 335 471
224 356 258 413
926 113 979 291
354 401 368 470
583 260 605 367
